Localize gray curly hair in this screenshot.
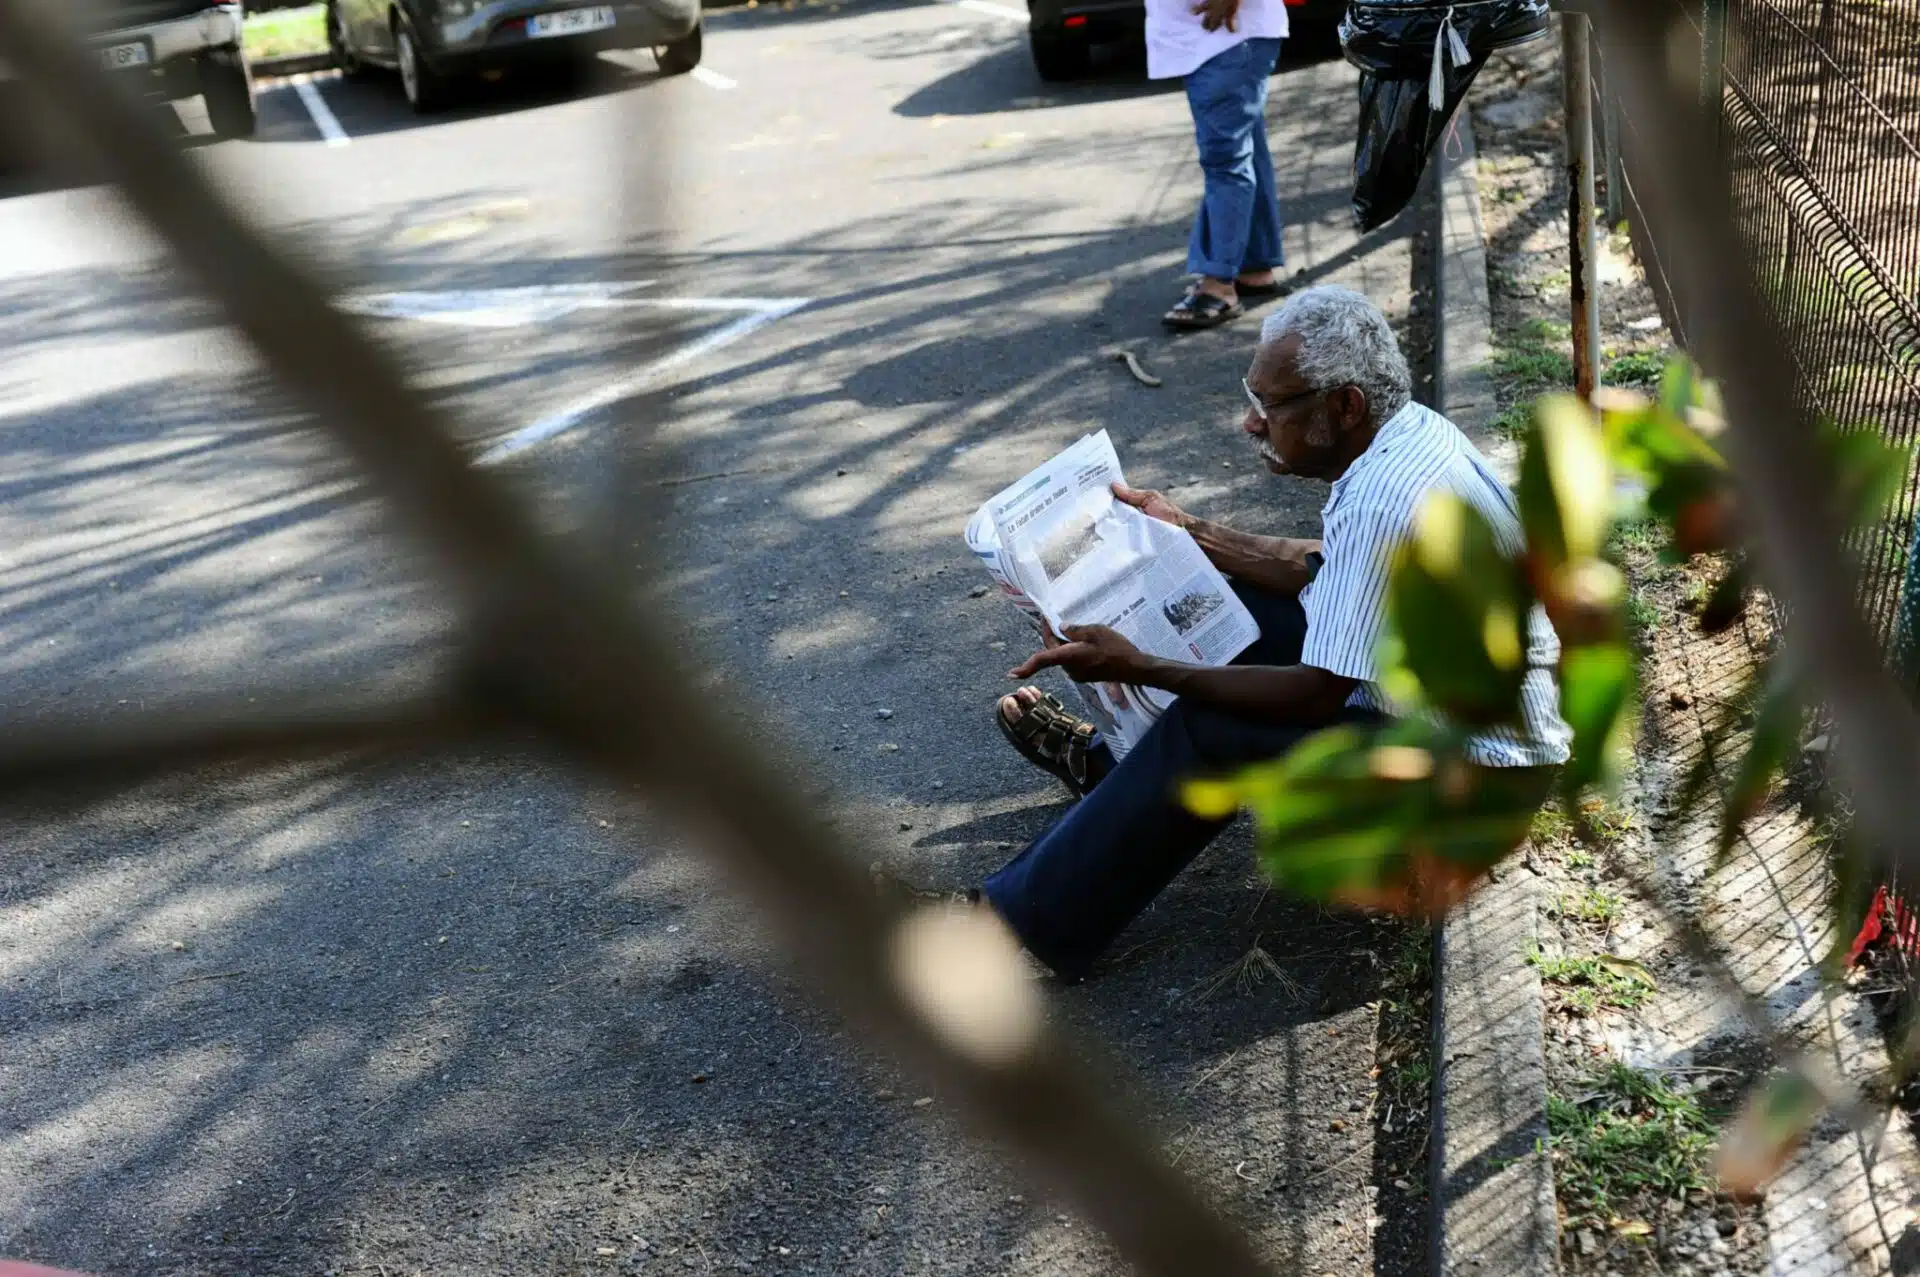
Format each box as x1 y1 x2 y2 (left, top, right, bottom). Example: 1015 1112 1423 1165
1259 285 1412 427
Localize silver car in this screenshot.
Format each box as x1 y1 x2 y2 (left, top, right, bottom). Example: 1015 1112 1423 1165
327 0 701 113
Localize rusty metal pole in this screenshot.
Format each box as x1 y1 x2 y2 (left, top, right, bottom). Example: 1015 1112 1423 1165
1562 11 1602 399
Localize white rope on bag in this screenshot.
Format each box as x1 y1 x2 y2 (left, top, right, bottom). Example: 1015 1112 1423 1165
1428 5 1473 110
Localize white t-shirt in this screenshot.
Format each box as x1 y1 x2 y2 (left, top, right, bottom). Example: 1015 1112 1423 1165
1144 0 1290 80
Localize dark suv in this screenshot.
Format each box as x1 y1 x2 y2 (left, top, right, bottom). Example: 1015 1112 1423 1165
7 1 256 136
327 0 703 113
1027 0 1344 80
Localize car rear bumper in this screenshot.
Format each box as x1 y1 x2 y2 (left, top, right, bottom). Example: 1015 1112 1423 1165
433 0 699 58
94 3 243 61
0 3 241 88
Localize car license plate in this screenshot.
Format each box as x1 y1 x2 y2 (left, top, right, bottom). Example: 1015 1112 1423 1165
526 6 616 37
97 41 152 71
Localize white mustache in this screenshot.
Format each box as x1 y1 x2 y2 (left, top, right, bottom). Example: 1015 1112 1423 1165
1256 438 1286 468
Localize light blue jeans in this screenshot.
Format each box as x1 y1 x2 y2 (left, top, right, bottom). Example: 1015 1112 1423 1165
1184 37 1285 281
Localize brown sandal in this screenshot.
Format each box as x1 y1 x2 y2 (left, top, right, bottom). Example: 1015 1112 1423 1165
996 691 1113 797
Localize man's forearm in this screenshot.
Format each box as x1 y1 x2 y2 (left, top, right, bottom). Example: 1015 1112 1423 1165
1185 516 1321 595
1133 658 1354 725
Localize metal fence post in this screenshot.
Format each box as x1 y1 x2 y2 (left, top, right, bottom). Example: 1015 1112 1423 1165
1700 0 1728 155
1562 12 1602 399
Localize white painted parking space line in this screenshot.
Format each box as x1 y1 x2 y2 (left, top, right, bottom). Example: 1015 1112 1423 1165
340 282 660 328
476 297 808 465
943 0 1028 22
338 286 808 464
689 65 737 90
288 72 351 148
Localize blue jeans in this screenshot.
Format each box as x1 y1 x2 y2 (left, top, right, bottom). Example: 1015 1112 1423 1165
1184 37 1286 281
982 582 1377 981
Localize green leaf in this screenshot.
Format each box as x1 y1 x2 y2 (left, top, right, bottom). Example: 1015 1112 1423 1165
1717 1070 1825 1198
1194 720 1556 915
1597 367 1732 545
1717 664 1802 862
1824 425 1912 529
1559 643 1637 795
1389 494 1534 727
1519 394 1614 570
1595 955 1658 989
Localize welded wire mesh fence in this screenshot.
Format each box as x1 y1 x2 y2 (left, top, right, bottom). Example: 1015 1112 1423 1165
1593 0 1920 1034
5 0 1920 1270
1597 0 1920 645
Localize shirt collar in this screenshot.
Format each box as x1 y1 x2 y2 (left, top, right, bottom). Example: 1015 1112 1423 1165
1322 400 1426 516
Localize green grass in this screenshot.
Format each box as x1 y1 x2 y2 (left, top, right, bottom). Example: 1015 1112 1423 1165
1491 346 1577 388
1566 848 1595 869
1549 1063 1716 1228
1376 923 1435 1101
244 3 326 61
1604 514 1666 561
1604 351 1670 387
1489 401 1534 441
1529 948 1656 1014
1529 804 1573 845
1554 887 1625 928
1625 593 1660 646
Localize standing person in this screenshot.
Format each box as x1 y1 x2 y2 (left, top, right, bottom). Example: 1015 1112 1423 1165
1155 0 1290 330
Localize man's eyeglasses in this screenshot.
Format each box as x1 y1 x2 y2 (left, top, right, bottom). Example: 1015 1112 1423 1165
1242 378 1322 422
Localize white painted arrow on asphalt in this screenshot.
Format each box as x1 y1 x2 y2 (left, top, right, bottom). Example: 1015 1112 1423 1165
336 283 809 465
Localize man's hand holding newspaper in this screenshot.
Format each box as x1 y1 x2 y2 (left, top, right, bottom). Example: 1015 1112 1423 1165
1009 622 1149 683
965 431 1261 760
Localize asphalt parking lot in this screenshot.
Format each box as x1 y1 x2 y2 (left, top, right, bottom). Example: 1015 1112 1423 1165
0 6 1427 1273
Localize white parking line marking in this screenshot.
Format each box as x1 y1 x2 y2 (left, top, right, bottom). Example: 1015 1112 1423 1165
340 282 660 328
289 73 350 147
689 65 737 90
944 0 1028 22
475 297 809 466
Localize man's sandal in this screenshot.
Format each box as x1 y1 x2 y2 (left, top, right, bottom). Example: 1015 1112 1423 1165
1162 288 1243 330
996 691 1113 798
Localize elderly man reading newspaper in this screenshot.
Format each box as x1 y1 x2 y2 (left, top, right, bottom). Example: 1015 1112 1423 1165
888 286 1572 982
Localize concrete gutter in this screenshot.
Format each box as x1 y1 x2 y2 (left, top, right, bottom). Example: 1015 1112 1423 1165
1427 109 1561 1277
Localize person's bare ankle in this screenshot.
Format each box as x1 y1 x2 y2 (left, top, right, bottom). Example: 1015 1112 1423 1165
1196 276 1237 303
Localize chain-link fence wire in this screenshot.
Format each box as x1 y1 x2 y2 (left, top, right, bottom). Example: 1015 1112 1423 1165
6 0 1920 1269
1593 0 1920 1008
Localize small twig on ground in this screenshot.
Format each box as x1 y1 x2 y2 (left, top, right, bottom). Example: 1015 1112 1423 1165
1199 937 1305 1003
1103 346 1163 388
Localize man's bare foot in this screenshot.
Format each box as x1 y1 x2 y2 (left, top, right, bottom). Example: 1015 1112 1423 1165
999 685 1047 730
1195 275 1238 304
1236 269 1276 288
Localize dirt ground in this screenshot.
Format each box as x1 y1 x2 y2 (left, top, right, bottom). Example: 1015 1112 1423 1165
1468 27 1773 1276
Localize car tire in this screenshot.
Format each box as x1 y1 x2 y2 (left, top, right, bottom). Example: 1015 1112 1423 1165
655 23 702 75
1029 29 1089 81
328 0 373 80
201 53 256 138
395 21 451 113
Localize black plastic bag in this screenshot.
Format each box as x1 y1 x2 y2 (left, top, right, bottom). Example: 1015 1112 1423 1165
1341 0 1552 230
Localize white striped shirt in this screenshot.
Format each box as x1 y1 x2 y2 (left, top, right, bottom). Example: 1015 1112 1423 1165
1298 400 1573 768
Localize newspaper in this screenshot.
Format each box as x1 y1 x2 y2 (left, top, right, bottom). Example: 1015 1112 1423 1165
965 430 1260 759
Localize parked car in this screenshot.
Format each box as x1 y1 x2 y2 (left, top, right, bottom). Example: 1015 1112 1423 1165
1 1 257 137
1026 0 1344 81
327 0 704 113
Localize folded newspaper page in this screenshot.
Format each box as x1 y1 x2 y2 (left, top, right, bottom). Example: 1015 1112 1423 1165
964 430 1260 759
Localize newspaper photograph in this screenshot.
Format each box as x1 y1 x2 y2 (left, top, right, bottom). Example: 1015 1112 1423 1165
964 430 1260 758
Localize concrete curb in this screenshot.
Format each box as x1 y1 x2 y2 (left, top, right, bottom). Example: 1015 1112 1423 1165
1427 109 1562 1277
252 51 335 79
